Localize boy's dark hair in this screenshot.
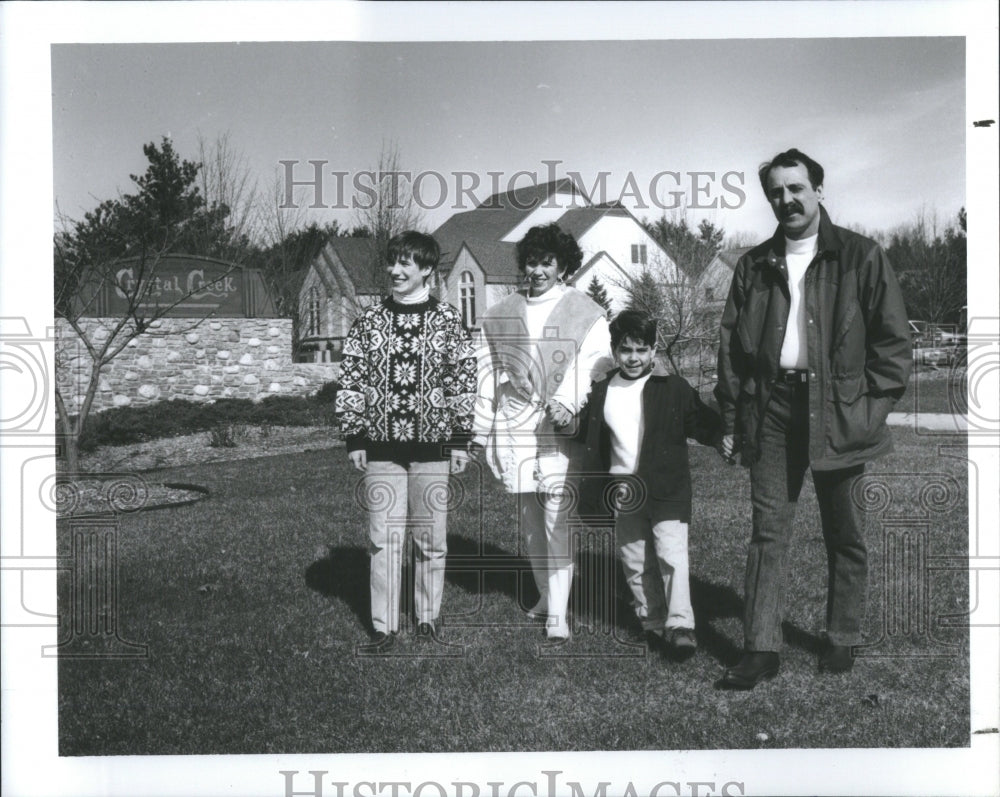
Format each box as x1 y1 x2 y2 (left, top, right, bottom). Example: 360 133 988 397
758 148 825 193
610 310 657 349
387 230 441 270
516 223 583 277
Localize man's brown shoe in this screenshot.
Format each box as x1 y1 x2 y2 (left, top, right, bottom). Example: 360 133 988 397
718 652 780 690
818 644 854 673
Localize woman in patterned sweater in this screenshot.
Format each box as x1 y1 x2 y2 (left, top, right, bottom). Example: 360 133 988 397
336 231 476 649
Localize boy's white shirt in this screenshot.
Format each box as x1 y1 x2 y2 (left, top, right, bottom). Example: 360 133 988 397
604 370 653 474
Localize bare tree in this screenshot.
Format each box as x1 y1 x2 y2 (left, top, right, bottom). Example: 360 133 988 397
608 252 720 389
888 207 966 326
195 132 263 262
351 141 424 294
54 138 249 472
611 213 725 388
723 229 761 250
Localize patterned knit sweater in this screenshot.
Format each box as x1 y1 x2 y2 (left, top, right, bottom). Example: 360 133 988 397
335 296 476 462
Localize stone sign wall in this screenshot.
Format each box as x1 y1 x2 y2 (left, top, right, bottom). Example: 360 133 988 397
57 317 338 414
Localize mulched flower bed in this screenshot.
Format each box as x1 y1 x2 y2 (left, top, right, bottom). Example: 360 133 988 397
56 478 208 517
60 426 344 516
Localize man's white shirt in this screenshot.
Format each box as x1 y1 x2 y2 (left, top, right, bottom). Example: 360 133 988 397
778 233 819 370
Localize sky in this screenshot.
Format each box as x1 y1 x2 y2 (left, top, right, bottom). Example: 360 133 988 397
51 37 967 242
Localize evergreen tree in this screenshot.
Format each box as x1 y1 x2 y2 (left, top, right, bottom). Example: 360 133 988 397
642 214 724 280
54 138 252 472
586 275 613 317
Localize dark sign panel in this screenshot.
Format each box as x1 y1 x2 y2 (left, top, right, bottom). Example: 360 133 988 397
76 255 277 318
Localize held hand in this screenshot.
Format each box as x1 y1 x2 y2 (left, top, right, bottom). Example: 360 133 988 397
467 437 487 465
349 449 368 472
546 400 573 428
718 434 737 465
450 448 470 475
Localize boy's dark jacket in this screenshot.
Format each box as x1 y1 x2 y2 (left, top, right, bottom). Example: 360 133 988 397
572 371 722 525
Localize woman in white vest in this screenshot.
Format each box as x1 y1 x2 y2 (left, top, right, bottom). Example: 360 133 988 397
471 223 612 640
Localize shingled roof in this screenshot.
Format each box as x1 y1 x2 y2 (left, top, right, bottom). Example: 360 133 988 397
477 177 583 212
434 178 612 282
320 237 382 295
451 237 521 283
435 178 590 273
715 247 752 269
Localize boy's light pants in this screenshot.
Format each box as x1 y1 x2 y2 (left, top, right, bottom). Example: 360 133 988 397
364 459 450 634
615 514 694 631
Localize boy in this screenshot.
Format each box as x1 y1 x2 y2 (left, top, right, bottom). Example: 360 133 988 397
335 230 476 650
575 310 721 660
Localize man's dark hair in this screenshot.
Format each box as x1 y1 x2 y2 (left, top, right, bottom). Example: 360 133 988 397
758 148 825 193
610 309 657 349
387 230 441 270
516 223 584 277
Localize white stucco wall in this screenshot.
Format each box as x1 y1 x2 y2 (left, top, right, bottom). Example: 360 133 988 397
578 215 677 285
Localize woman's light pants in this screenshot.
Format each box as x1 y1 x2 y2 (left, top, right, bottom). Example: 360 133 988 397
519 456 574 638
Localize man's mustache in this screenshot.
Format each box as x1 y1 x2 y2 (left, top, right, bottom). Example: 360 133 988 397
781 202 804 217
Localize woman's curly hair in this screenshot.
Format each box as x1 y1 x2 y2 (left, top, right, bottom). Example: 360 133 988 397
515 223 584 278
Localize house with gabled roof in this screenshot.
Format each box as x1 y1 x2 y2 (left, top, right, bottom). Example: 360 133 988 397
296 237 382 362
434 178 676 328
698 246 750 308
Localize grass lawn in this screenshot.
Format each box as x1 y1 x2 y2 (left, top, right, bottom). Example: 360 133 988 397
895 362 968 415
57 426 970 755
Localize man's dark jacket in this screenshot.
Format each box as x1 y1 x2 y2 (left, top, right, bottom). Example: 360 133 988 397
573 372 722 524
714 205 912 470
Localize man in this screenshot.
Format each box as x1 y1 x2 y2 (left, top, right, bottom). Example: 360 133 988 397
714 148 912 689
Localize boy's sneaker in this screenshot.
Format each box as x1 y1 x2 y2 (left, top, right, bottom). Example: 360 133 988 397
665 627 697 661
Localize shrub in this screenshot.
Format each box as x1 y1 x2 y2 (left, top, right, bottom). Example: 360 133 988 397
313 381 340 404
209 423 249 448
72 392 340 450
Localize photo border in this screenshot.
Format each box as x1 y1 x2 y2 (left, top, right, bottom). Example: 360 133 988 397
2 2 997 796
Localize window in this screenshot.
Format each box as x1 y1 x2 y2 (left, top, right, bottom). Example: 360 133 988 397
459 271 476 328
307 287 321 337
631 244 648 265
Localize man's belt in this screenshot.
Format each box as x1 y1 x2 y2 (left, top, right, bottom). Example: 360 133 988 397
777 368 809 384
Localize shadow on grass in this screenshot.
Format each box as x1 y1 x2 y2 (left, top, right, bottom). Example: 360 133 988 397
304 547 371 628
304 533 824 665
304 534 529 631
690 575 744 665
689 577 825 664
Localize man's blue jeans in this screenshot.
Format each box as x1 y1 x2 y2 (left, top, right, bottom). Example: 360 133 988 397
745 380 867 651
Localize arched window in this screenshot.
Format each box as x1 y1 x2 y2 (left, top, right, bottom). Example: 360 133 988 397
307 287 321 336
459 271 476 328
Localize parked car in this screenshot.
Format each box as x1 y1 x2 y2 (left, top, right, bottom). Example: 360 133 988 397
909 319 963 367
915 345 955 367
908 319 928 347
